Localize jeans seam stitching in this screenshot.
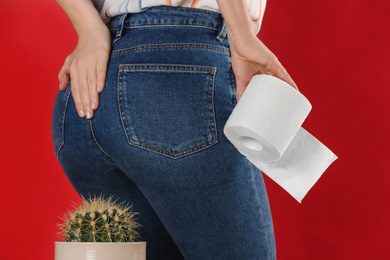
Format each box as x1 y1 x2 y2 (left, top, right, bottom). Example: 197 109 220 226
110 24 220 31
127 24 219 30
210 68 218 142
118 65 218 158
119 64 214 72
55 87 71 160
207 68 218 143
250 165 273 259
87 119 115 165
229 66 236 109
112 43 230 56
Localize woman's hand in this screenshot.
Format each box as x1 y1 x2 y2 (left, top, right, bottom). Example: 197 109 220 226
230 34 298 102
215 0 298 102
58 26 111 119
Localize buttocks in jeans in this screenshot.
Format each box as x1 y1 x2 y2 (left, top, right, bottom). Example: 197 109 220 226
51 6 276 260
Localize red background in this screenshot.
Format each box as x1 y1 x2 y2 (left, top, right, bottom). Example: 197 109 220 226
1 0 389 259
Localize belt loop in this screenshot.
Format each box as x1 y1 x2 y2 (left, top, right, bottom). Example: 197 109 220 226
112 13 129 46
216 19 227 41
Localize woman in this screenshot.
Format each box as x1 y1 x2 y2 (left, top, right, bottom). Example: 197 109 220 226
52 0 297 259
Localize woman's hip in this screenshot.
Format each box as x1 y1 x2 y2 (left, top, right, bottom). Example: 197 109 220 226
91 7 236 162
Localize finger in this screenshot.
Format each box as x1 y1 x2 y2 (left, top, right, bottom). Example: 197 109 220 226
88 65 99 113
69 67 85 118
96 56 108 93
58 55 71 91
235 78 249 103
78 69 93 119
277 67 299 91
271 60 299 91
288 76 298 91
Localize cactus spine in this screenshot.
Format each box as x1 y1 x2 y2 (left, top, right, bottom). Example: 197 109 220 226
58 194 140 242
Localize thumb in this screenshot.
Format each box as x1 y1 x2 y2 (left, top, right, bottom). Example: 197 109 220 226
58 55 72 91
235 77 250 102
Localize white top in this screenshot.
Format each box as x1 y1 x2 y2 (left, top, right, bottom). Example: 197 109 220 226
91 0 267 34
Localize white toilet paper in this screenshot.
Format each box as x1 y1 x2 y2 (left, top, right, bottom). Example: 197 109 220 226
224 75 338 203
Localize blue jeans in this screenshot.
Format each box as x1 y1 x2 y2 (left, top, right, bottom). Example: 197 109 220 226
52 6 275 260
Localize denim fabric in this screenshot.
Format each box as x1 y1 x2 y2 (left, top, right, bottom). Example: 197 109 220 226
52 6 275 260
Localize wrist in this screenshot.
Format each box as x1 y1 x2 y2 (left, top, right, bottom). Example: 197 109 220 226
217 0 256 43
75 19 109 38
57 0 107 38
227 30 258 51
76 22 110 41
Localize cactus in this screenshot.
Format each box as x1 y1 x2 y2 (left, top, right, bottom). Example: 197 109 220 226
57 194 141 242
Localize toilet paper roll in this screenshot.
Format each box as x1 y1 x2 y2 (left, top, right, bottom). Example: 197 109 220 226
224 75 338 203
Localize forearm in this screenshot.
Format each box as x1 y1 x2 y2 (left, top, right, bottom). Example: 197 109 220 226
56 0 106 37
216 0 255 44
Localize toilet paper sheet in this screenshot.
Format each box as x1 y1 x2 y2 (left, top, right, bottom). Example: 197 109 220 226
224 75 338 203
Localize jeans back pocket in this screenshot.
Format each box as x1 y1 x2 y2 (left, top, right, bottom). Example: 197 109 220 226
118 64 218 159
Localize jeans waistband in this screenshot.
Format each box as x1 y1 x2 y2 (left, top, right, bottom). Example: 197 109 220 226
107 6 227 42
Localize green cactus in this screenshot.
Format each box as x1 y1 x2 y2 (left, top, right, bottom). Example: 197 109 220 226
57 194 141 242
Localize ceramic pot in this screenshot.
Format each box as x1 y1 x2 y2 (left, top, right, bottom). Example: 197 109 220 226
55 241 146 260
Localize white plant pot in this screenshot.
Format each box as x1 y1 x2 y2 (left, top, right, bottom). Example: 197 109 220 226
55 241 146 260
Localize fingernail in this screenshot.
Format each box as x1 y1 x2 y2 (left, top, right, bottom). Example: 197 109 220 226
86 111 91 119
59 82 62 89
91 102 96 110
97 86 102 92
79 109 85 117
